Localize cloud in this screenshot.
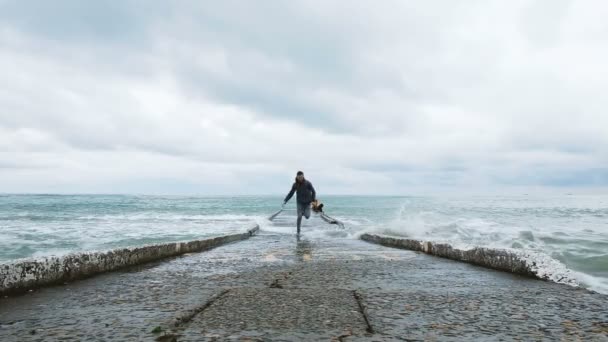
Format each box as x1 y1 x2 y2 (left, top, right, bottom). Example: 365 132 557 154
1 1 607 194
0 0 165 44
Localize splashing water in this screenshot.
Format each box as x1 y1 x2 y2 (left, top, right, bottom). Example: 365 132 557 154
1 194 607 294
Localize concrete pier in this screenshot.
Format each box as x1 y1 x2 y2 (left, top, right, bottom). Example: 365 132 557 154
360 233 579 285
1 227 606 340
0 226 259 296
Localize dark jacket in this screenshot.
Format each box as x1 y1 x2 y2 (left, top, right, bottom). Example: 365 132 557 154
284 178 316 204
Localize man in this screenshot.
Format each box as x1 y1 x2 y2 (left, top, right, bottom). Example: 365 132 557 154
283 171 316 234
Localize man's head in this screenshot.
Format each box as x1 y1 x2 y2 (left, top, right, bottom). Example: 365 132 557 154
296 171 304 182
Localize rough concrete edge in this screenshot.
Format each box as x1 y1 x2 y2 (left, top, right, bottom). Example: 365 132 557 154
360 233 541 279
353 290 374 334
153 288 232 341
0 225 260 296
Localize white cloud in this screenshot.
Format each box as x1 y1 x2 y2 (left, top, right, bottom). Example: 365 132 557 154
1 1 607 194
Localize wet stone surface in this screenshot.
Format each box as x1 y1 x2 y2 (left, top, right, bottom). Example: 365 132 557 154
176 288 368 341
0 213 607 341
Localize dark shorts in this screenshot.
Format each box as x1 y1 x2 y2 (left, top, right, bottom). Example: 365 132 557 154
297 202 311 219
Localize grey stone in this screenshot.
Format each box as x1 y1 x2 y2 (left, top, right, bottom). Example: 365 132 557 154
0 226 259 296
0 225 606 341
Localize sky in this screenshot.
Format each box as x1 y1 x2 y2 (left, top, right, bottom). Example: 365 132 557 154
1 0 607 195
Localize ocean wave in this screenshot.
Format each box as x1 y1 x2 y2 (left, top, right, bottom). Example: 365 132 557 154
355 203 608 294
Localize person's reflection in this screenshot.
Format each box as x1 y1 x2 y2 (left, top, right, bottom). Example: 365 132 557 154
295 236 313 262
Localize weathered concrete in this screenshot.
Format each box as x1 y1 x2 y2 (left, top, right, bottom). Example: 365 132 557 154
154 235 608 341
0 225 259 296
177 288 369 340
1 216 607 341
360 233 580 284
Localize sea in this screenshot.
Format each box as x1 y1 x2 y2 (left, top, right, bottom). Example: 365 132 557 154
1 194 606 294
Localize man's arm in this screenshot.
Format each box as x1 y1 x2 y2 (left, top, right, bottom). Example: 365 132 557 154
309 181 316 201
284 183 296 203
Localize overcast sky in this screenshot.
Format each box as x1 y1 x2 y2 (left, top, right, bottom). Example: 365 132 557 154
1 1 607 195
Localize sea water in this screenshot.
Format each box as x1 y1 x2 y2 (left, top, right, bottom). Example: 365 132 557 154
0 194 606 294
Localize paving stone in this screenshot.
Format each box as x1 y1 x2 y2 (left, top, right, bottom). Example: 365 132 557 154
0 223 606 341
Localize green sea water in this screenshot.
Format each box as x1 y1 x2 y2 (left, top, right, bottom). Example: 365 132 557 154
1 194 606 294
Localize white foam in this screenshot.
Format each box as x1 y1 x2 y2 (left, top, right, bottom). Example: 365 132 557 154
569 270 608 294
511 249 579 286
354 203 608 294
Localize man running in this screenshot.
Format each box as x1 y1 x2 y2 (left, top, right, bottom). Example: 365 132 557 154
283 171 316 234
